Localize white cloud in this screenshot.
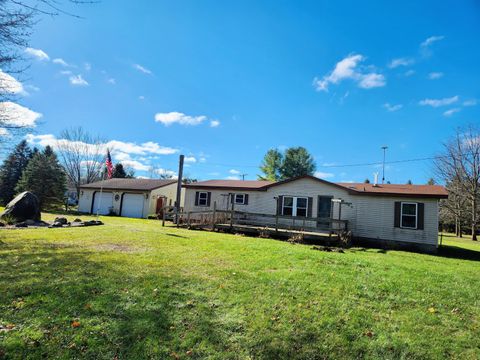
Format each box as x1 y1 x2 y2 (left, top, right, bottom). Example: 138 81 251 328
138 95 145 100
133 64 152 75
358 73 386 89
53 58 69 67
184 156 197 163
59 70 72 76
383 103 403 112
0 128 10 137
421 35 445 48
121 160 150 171
428 72 444 80
313 54 386 91
388 57 414 68
229 169 240 175
443 108 461 117
419 95 458 107
210 120 220 127
0 102 42 127
314 171 334 179
226 175 240 180
24 47 49 61
84 63 91 71
404 69 415 77
154 111 207 126
0 70 25 95
463 99 477 107
107 78 116 85
69 74 89 86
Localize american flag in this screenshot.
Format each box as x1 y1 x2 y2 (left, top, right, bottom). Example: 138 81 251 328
106 149 113 179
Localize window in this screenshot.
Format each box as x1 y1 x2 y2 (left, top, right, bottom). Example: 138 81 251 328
198 192 209 206
234 194 245 204
282 196 308 217
401 202 417 229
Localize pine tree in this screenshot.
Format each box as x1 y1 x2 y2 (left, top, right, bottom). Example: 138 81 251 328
0 140 33 205
280 147 316 179
426 178 435 185
15 146 67 209
258 149 283 181
112 163 127 178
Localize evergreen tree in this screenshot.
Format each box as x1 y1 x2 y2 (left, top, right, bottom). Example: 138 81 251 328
364 179 370 184
426 178 436 185
280 147 316 179
258 149 283 181
112 163 127 178
16 146 67 209
406 179 413 185
0 140 33 205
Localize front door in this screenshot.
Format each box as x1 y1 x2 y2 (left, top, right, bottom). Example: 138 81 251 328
156 197 164 215
317 196 332 229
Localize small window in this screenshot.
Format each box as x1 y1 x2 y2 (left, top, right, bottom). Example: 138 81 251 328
198 192 209 206
282 196 308 217
401 202 417 229
234 194 245 204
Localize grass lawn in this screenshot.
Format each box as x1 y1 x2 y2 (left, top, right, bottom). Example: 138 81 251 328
1 212 479 359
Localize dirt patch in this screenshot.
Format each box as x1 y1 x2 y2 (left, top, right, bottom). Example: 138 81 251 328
92 243 145 253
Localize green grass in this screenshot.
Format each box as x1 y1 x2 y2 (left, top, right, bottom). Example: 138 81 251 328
1 212 479 359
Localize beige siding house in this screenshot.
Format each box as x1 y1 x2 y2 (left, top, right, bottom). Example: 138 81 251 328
78 178 183 218
183 176 448 251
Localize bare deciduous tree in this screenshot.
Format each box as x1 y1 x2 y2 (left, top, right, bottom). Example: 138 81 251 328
435 125 480 240
55 127 105 199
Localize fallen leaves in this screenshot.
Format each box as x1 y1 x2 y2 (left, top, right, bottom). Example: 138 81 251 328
71 321 81 328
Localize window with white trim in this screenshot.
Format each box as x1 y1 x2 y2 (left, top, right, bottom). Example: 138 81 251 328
401 202 417 229
234 194 246 204
282 196 308 217
198 192 209 206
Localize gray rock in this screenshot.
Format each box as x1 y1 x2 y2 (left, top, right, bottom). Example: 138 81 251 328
0 192 41 223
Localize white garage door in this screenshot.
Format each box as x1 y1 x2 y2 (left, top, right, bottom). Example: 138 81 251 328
92 192 114 215
121 193 145 218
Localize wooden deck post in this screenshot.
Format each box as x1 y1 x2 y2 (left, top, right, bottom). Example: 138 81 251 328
187 211 191 228
176 208 179 228
230 201 235 229
212 201 217 231
162 206 166 227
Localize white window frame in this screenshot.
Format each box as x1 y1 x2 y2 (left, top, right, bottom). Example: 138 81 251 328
197 191 209 206
234 194 246 205
400 202 418 229
282 196 308 217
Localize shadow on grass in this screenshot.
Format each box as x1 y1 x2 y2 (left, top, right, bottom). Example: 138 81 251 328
437 245 480 261
0 241 229 359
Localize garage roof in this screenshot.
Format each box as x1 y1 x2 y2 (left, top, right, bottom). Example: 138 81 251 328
80 178 177 191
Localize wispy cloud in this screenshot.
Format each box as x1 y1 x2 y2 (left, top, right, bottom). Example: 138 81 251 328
184 156 197 163
69 74 89 86
24 47 49 61
84 62 91 71
107 78 116 85
229 169 240 175
428 72 444 80
388 57 414 69
52 58 69 67
133 63 152 75
404 69 415 77
154 111 208 126
313 54 386 92
314 171 334 179
421 35 445 48
463 99 477 107
210 120 220 127
419 95 458 107
443 108 461 117
383 103 403 112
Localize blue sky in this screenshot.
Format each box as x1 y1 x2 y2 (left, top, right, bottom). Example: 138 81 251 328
4 0 480 183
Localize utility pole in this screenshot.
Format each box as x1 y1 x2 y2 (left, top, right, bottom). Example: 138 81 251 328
381 146 388 184
240 173 248 181
175 154 184 224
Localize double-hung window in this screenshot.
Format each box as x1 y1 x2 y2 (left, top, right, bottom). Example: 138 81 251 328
282 196 308 217
197 192 209 206
234 194 246 205
401 202 417 229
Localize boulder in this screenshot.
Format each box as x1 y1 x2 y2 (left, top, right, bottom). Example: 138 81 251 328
0 192 41 223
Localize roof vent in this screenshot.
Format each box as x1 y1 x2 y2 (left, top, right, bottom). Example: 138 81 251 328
373 172 379 187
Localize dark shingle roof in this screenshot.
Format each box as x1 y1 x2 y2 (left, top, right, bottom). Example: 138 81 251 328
80 178 177 191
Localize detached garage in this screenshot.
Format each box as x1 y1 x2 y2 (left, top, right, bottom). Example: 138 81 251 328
78 178 183 218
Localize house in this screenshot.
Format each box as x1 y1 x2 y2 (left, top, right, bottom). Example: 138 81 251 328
183 175 448 251
78 178 182 218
